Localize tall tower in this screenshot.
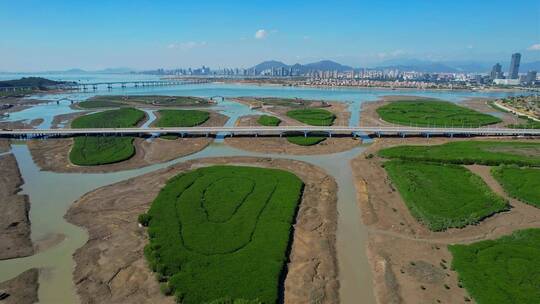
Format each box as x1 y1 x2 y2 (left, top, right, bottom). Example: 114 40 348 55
490 63 502 79
508 53 521 79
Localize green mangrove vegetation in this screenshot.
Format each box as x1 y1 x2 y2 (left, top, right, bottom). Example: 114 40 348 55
376 99 501 127
78 95 212 108
256 115 281 126
283 131 328 146
378 141 540 167
77 99 125 109
248 97 325 108
286 108 336 126
383 160 508 231
69 108 145 166
449 229 540 304
142 166 304 303
492 166 540 208
154 109 210 127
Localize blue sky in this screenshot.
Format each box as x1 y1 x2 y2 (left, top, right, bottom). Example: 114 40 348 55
1 0 539 71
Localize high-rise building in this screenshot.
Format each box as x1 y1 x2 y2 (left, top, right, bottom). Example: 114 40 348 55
490 63 503 79
509 53 521 79
525 70 537 85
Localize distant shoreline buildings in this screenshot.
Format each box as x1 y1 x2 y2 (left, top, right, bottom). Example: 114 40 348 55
139 53 538 88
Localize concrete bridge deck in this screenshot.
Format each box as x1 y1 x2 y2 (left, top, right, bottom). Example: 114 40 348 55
1 126 539 138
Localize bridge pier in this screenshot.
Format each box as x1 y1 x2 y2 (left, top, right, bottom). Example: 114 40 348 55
328 131 332 138
304 131 307 138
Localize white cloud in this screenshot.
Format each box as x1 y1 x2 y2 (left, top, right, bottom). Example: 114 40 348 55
527 43 540 51
254 29 268 40
167 41 207 51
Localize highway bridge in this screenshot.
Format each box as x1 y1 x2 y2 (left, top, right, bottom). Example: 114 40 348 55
0 79 210 92
72 79 210 91
1 126 539 138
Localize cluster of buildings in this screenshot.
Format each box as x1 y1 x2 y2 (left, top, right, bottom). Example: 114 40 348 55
142 53 538 88
490 53 537 86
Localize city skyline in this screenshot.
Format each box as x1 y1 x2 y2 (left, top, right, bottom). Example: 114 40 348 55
1 0 539 72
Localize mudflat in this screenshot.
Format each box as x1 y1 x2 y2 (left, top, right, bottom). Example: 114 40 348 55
225 102 361 155
26 111 228 173
351 137 540 304
65 157 338 303
461 98 526 127
0 153 33 260
0 139 9 153
0 269 39 304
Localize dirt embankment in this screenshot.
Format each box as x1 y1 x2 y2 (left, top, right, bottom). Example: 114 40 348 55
461 98 528 127
0 97 43 115
0 153 33 260
351 137 540 304
231 97 350 126
225 101 361 155
0 118 43 130
0 269 39 304
50 111 89 129
65 157 339 304
26 112 229 173
0 139 9 153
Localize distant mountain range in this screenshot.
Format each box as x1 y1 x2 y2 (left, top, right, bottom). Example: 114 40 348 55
252 59 540 74
2 60 539 75
252 60 353 73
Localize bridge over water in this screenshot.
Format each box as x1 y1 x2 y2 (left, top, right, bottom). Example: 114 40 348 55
0 79 210 92
2 126 539 139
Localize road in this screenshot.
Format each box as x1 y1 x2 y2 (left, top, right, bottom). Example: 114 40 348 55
1 126 540 137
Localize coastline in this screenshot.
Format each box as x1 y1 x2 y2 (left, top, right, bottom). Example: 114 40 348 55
203 79 528 93
0 152 33 260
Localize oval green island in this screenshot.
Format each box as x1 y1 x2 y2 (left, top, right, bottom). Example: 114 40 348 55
141 165 304 303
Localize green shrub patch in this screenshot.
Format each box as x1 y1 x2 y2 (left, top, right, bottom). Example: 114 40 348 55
257 115 281 126
77 99 125 109
376 100 501 127
383 160 509 231
155 109 210 127
286 108 335 126
492 166 540 208
69 108 145 166
378 141 540 167
143 166 303 303
449 229 540 304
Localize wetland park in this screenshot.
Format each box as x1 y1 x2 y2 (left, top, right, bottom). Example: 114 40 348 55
0 79 539 304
